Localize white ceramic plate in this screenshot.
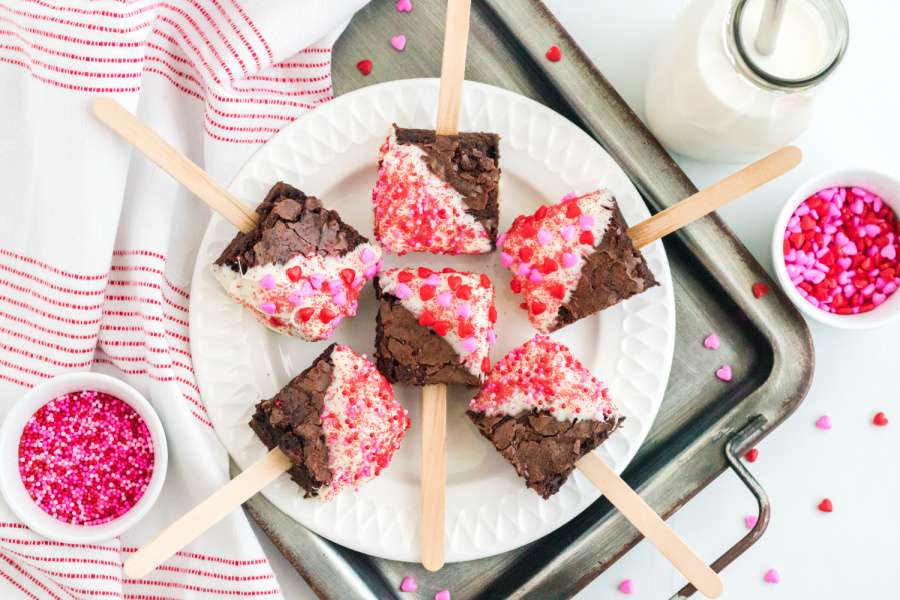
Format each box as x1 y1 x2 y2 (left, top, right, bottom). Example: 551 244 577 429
190 79 675 563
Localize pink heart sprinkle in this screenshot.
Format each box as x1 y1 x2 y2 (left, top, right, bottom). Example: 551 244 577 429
715 364 733 382
815 415 832 430
500 252 514 267
882 244 897 260
395 0 412 12
435 590 451 600
259 274 276 290
764 569 780 584
617 579 634 595
260 302 276 315
390 35 406 51
703 333 720 350
537 228 552 245
744 514 757 529
399 575 417 592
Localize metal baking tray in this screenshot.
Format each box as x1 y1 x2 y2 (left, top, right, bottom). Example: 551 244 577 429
239 1 814 598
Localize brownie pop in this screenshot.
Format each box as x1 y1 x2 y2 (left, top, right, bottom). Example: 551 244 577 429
372 124 501 255
250 343 410 499
500 190 657 334
467 335 621 498
213 182 382 341
374 267 497 386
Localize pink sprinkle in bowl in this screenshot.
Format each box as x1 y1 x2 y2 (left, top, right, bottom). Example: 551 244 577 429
0 372 168 543
772 168 900 329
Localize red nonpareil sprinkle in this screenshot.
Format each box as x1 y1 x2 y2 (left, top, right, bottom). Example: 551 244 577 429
782 186 900 314
356 59 373 76
873 412 889 426
817 498 833 513
751 282 769 299
18 390 154 526
744 448 759 462
545 44 562 62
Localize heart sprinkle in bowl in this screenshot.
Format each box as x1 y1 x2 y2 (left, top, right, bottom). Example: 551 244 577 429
0 373 167 543
773 169 900 329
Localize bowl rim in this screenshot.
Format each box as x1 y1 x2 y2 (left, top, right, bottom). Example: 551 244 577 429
0 372 168 543
771 167 900 330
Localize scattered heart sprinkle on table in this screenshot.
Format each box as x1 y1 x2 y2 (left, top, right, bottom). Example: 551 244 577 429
818 498 833 513
715 364 733 381
546 44 562 62
617 579 634 595
396 0 412 12
356 59 373 76
399 576 417 592
873 411 889 426
390 35 407 51
752 282 770 299
435 590 451 600
703 333 720 349
763 569 781 584
745 448 759 462
815 415 832 430
744 514 758 529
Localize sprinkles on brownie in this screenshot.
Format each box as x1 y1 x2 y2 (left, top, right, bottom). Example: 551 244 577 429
213 182 383 341
467 335 622 499
500 190 657 333
249 344 409 500
372 124 501 255
374 267 497 386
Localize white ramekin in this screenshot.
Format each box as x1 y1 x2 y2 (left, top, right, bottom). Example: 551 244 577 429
0 372 168 543
772 168 900 329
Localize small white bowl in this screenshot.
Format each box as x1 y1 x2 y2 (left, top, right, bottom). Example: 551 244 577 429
0 373 168 543
772 168 900 329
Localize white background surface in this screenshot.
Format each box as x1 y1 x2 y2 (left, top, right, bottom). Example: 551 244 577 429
262 1 900 598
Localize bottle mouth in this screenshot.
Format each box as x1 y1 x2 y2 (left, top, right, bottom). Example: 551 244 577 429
729 0 849 91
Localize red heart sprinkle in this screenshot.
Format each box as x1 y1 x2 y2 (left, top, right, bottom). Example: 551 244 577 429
417 267 433 278
419 284 436 300
535 205 549 219
297 307 314 322
873 412 888 426
520 222 536 238
448 275 462 290
745 448 759 462
397 270 413 283
319 308 335 323
340 268 355 285
433 320 450 336
510 278 522 294
442 267 456 274
531 300 547 315
579 231 595 246
418 310 435 327
752 282 770 299
541 258 558 274
565 202 581 218
488 305 497 323
545 44 562 62
518 247 534 262
286 266 302 282
817 498 833 513
456 285 472 300
480 273 492 288
550 283 565 300
481 356 491 374
356 59 373 76
458 320 474 338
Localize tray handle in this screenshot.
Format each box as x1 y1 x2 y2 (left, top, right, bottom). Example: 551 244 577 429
671 415 771 599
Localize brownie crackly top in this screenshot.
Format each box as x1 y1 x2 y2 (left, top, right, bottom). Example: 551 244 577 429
395 126 501 243
215 181 368 271
249 344 335 498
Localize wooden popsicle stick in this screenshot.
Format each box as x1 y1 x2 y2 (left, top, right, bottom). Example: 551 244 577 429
419 0 473 572
420 383 447 572
435 0 472 135
577 453 723 598
91 97 258 234
124 448 291 579
627 145 802 249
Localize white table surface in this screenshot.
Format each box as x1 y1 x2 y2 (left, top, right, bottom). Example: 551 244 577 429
263 1 900 597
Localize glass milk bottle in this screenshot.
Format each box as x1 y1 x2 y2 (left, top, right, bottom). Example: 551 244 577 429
645 0 848 163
